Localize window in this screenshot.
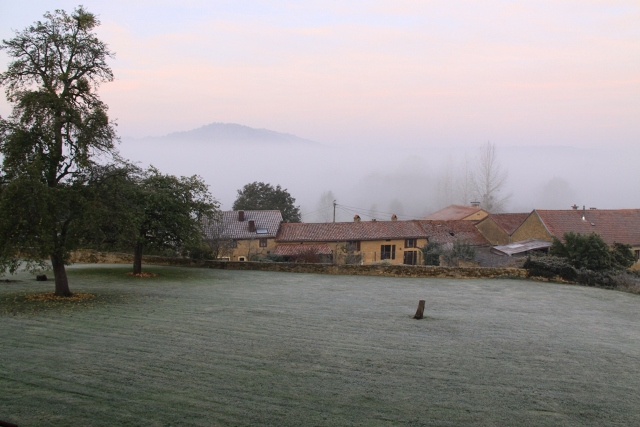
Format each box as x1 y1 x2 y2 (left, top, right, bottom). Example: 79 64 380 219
381 244 396 260
346 241 361 251
259 238 267 247
405 239 417 248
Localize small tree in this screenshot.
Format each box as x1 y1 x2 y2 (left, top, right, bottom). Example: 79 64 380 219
421 242 442 266
233 181 301 223
129 168 218 274
441 240 476 267
611 242 636 270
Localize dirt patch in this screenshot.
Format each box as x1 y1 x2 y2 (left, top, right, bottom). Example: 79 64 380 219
24 292 95 302
127 272 159 278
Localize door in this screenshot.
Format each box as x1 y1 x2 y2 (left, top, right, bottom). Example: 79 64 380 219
404 250 417 265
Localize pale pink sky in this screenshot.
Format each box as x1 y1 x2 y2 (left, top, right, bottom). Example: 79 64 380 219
1 0 639 147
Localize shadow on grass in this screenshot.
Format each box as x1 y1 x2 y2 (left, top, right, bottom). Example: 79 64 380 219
0 290 133 316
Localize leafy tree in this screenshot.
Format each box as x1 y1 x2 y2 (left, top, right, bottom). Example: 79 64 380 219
0 7 117 296
550 232 634 271
233 181 300 223
80 165 219 273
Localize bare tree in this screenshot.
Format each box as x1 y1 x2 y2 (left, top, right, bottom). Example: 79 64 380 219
472 142 510 212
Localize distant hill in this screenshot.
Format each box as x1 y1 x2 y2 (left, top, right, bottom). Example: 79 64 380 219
138 122 319 145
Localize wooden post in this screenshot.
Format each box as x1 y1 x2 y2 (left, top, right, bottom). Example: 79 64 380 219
413 300 425 319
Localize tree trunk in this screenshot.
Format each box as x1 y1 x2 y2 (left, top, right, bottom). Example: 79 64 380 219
133 242 143 275
413 300 425 319
51 254 72 297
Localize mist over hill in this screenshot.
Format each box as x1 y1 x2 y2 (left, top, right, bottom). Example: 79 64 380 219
118 123 640 220
134 122 319 146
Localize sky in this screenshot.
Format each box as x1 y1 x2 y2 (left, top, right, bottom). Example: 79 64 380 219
1 0 639 148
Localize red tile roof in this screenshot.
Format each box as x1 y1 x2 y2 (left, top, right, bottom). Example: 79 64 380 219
203 210 283 240
276 220 427 242
484 213 529 235
274 244 333 256
423 204 485 220
418 221 489 246
535 209 640 246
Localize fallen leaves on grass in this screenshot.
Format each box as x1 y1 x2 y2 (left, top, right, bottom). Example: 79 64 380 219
127 272 159 278
25 292 96 302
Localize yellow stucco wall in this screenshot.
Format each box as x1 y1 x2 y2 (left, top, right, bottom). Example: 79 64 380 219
223 238 277 261
358 239 426 265
510 213 553 243
278 238 427 265
632 246 640 270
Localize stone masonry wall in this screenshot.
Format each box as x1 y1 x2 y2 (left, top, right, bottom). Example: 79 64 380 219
70 250 526 279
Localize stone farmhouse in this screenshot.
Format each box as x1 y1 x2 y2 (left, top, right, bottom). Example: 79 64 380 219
511 207 640 268
275 219 430 265
203 205 640 269
202 210 282 261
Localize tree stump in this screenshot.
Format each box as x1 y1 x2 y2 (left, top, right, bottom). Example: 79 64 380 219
413 300 425 319
36 275 47 281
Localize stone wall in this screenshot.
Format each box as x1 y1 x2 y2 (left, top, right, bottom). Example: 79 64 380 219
205 260 527 279
70 250 527 279
69 250 203 267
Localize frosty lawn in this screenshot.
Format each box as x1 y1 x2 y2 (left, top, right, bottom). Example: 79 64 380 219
1 265 639 426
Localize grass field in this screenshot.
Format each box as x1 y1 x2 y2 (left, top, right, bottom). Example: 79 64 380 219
1 265 640 426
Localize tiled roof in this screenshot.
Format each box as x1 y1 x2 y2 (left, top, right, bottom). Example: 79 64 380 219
423 204 485 220
536 209 640 246
274 244 333 256
485 213 529 235
276 220 428 242
418 220 489 246
202 210 282 240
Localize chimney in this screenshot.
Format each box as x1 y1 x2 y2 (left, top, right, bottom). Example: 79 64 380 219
371 218 377 222
571 204 578 210
248 220 256 232
391 214 398 221
354 214 361 222
238 210 245 222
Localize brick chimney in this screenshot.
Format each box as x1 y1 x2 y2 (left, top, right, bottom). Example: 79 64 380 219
248 220 256 232
238 210 245 221
391 214 397 221
354 214 361 222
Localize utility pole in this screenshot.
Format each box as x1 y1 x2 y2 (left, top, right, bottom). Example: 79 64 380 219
333 200 336 223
